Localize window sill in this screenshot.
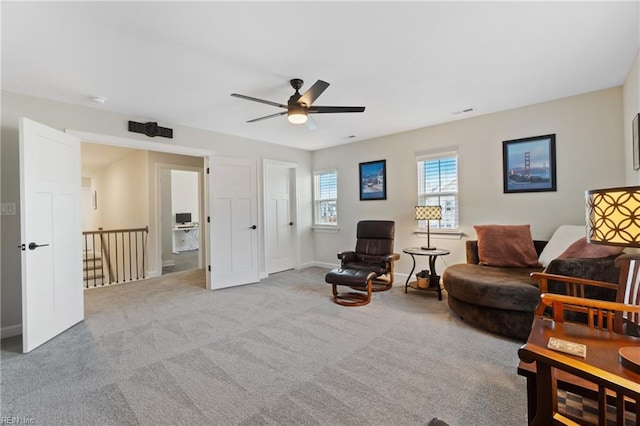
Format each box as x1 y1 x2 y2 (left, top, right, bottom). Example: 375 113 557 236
313 225 339 233
414 229 463 240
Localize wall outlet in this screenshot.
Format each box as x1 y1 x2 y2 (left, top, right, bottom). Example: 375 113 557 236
1 203 17 216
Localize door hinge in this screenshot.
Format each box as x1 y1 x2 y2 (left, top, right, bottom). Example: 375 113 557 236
206 167 210 174
207 216 210 223
208 265 211 272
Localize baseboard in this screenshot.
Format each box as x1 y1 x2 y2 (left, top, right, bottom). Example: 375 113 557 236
259 272 268 280
309 261 339 270
296 261 319 270
147 269 161 278
395 272 409 282
1 324 22 338
162 260 175 267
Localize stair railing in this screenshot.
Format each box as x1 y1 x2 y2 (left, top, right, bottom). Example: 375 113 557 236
82 226 149 288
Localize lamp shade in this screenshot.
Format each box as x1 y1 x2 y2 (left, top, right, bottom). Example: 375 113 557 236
586 186 640 247
415 205 442 221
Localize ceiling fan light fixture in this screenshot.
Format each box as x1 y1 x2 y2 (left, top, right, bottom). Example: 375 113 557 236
232 78 365 127
288 107 308 124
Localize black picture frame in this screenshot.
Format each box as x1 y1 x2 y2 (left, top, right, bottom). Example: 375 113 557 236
634 113 640 171
503 134 557 193
359 159 387 200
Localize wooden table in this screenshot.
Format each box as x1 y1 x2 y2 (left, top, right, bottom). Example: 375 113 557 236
517 317 640 424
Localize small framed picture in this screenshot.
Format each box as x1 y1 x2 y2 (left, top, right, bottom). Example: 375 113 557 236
503 134 557 193
633 113 639 171
359 159 387 200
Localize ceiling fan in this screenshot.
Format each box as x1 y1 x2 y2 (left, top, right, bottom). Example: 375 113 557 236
231 79 365 128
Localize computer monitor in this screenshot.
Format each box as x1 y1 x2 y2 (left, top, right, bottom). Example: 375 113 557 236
176 212 191 224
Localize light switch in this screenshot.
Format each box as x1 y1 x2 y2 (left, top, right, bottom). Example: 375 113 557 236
1 203 17 215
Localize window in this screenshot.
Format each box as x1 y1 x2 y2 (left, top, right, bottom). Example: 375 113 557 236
417 152 458 229
313 170 337 226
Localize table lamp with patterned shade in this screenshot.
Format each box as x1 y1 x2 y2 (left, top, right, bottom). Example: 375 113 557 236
415 205 442 250
586 186 640 373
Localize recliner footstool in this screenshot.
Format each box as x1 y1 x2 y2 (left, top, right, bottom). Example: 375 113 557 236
325 269 378 306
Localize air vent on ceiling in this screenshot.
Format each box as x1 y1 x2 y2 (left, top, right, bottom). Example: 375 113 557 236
451 107 475 115
89 95 106 104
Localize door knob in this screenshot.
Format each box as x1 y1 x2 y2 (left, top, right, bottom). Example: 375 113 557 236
28 242 49 250
250 225 257 230
289 222 294 226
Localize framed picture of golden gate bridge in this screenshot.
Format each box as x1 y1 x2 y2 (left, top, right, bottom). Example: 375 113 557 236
502 134 556 194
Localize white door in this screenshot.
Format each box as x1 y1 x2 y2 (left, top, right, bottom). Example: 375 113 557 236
266 164 295 273
20 117 83 353
210 157 259 289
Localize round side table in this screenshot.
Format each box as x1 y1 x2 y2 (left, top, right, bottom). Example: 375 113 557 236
402 247 450 300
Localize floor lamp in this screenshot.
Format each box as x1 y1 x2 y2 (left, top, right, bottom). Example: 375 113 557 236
415 205 442 250
586 186 640 373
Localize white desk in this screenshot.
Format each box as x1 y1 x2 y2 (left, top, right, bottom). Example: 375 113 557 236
172 225 199 253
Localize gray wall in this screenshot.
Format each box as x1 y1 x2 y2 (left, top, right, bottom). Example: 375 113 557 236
624 49 640 185
312 87 627 276
161 169 173 266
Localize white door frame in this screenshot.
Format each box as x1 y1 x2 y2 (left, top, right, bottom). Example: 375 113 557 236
157 164 204 271
67 130 214 289
262 159 299 275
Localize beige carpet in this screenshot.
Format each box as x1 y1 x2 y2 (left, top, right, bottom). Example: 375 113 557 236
1 267 527 425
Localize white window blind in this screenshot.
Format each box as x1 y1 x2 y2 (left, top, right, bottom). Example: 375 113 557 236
417 152 459 229
313 170 337 226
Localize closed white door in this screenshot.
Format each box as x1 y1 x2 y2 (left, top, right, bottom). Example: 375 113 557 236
266 164 295 273
210 157 259 289
20 117 83 353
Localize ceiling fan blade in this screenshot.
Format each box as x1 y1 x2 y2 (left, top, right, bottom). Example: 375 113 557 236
305 115 318 130
308 106 366 114
247 111 287 123
231 93 287 109
297 80 330 107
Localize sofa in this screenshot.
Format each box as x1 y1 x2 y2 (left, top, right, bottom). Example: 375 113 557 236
442 225 621 341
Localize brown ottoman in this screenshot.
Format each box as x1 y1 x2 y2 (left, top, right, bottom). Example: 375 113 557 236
325 269 378 306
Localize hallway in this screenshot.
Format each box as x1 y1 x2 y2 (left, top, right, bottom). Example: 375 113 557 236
162 250 199 274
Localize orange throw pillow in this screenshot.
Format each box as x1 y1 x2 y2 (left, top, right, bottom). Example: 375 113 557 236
474 224 540 267
557 237 623 259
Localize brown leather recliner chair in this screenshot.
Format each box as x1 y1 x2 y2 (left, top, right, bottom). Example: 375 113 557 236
337 220 400 291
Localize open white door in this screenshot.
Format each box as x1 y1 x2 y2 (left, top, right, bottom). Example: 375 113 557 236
210 157 259 289
20 118 83 353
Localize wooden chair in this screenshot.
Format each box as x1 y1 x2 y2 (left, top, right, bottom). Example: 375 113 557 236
533 254 640 335
537 293 640 333
532 272 619 315
519 254 640 425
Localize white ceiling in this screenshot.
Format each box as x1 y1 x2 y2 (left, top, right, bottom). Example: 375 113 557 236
2 1 639 151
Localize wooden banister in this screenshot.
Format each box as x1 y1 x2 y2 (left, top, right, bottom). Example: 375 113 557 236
82 226 148 288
